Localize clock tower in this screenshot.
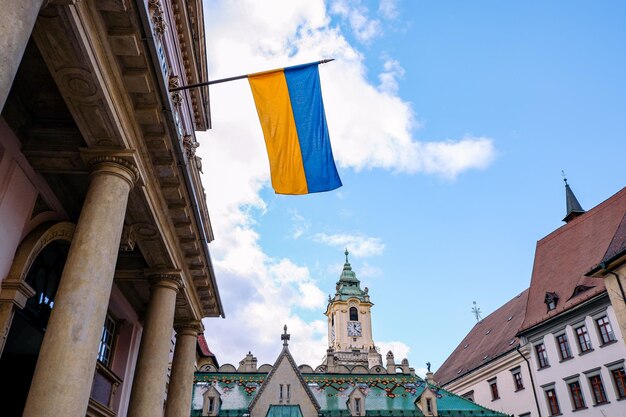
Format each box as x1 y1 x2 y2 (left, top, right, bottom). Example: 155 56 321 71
323 250 382 369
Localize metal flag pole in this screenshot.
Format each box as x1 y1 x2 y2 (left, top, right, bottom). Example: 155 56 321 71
168 59 335 92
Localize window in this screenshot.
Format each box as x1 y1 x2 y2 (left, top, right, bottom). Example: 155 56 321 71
536 343 549 368
208 398 215 413
588 375 608 404
426 398 432 414
512 371 524 391
349 307 358 321
461 391 474 402
611 367 626 399
575 325 592 353
545 388 560 416
97 314 117 367
489 379 499 400
595 316 616 345
355 398 361 414
286 384 290 400
545 292 559 311
556 334 572 360
568 380 585 410
279 384 283 400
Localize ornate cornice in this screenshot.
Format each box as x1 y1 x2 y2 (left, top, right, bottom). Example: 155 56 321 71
148 0 167 37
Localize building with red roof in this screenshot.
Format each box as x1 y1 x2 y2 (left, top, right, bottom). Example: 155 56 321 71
435 183 626 417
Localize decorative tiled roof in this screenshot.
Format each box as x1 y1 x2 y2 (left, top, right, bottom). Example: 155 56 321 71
434 289 529 386
335 249 368 301
266 405 303 417
191 373 508 417
519 187 626 333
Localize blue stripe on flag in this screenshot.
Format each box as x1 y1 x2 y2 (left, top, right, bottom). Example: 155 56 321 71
284 64 342 193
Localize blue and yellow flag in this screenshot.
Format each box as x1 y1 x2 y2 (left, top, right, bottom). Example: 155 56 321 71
248 63 342 195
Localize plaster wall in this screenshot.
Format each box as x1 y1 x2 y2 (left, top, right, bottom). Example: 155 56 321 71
0 131 37 282
251 356 317 417
444 350 536 417
108 283 143 417
329 300 374 352
603 269 626 346
527 303 626 416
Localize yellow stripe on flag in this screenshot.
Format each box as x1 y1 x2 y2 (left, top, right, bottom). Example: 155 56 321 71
249 71 308 194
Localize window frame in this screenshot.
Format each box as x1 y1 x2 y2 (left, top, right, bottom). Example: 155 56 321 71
610 367 626 400
575 325 593 353
545 388 561 416
567 380 586 410
488 379 500 401
595 316 616 345
97 313 117 368
512 370 524 391
349 306 358 321
555 333 572 361
588 374 608 405
535 343 549 369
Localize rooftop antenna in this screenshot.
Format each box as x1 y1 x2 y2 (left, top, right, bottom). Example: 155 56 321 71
472 301 483 323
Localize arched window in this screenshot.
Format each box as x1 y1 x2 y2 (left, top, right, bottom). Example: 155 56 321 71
349 307 358 321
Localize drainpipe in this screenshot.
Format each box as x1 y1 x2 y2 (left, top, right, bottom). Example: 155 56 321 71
516 346 541 417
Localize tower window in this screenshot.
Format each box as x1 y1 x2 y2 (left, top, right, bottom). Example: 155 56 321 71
350 307 358 321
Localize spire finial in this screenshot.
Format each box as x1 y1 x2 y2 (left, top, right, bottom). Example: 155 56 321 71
562 172 585 222
345 248 349 263
472 301 483 322
281 324 290 346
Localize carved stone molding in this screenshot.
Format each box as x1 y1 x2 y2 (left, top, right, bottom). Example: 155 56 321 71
80 148 142 187
148 271 183 291
169 75 183 107
182 135 199 158
148 0 167 37
119 224 136 252
174 320 203 336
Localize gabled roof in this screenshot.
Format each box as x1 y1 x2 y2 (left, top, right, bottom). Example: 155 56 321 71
587 211 626 275
519 187 626 333
248 346 321 412
434 289 529 386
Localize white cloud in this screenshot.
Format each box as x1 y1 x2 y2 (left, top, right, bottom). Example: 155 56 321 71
376 341 411 363
378 0 399 20
199 0 496 366
378 58 405 94
288 209 309 239
330 0 382 43
313 233 385 257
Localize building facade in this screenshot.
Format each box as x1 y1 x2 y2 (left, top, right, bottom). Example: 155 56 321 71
0 1 222 416
190 255 508 417
435 184 626 417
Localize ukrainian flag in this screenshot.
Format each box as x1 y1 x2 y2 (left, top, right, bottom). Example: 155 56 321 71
249 63 342 195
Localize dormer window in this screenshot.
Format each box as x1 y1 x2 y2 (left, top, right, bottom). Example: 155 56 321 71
572 285 592 298
350 307 358 321
545 292 559 311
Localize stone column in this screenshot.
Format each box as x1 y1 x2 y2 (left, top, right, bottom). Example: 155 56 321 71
0 0 45 112
127 273 182 417
23 155 138 417
164 321 203 417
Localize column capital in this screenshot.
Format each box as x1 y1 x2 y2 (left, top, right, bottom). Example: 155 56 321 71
80 148 141 188
147 270 183 292
174 320 203 336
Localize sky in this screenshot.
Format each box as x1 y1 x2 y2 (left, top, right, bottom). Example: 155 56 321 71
197 0 626 375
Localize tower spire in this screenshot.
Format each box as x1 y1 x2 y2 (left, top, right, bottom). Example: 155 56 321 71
562 171 585 223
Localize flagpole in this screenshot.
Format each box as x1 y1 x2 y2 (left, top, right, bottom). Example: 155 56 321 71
168 59 335 92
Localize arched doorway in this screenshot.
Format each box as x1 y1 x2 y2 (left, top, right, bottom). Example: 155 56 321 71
0 223 73 416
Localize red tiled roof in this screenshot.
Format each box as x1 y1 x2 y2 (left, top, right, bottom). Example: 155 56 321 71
599 211 626 265
197 334 215 357
518 187 626 333
434 289 529 386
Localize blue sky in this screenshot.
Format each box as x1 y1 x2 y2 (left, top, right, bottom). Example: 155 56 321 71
198 0 626 374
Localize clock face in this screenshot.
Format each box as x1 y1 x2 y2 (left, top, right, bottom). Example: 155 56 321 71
347 321 362 337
